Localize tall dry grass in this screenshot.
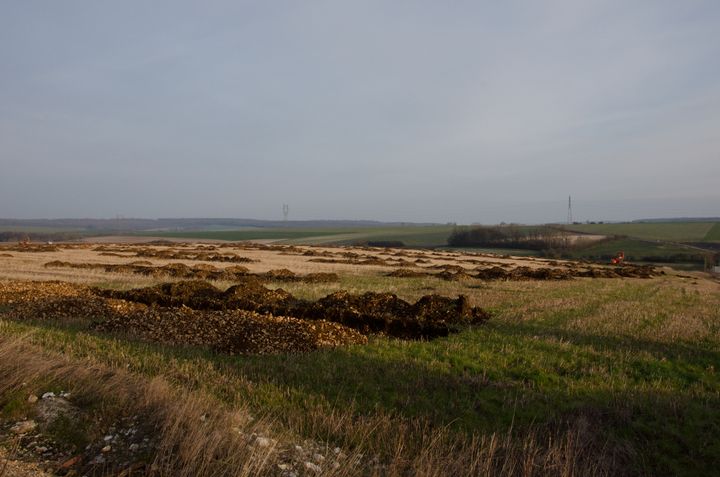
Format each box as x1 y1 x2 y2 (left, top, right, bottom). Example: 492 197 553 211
0 334 280 477
0 333 617 476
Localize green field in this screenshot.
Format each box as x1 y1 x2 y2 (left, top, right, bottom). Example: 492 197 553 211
564 222 717 242
705 222 720 241
567 238 705 262
140 225 456 247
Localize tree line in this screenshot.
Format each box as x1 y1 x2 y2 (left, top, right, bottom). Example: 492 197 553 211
447 225 573 251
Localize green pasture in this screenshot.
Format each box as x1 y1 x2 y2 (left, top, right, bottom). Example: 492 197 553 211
564 222 717 242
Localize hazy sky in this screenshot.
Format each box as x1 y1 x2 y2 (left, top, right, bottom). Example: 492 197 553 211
1 0 719 224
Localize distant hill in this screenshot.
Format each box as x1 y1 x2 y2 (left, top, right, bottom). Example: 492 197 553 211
0 218 441 232
632 217 720 223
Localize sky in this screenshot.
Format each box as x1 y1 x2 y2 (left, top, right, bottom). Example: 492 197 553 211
1 0 719 224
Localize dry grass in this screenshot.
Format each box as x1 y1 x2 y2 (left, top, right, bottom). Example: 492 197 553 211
0 332 614 477
0 334 281 476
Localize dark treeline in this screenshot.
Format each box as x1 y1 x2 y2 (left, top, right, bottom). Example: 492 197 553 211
447 225 573 251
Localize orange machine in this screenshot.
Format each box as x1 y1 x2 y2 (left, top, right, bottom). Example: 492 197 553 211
611 251 625 265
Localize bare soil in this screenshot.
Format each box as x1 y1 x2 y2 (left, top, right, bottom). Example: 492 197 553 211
97 280 489 340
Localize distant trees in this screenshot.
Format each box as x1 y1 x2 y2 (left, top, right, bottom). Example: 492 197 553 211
447 225 572 251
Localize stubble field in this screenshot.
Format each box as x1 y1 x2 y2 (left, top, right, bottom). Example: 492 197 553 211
0 241 718 476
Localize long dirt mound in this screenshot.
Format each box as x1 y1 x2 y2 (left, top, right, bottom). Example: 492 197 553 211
0 280 366 354
43 260 339 283
93 308 367 354
96 280 491 339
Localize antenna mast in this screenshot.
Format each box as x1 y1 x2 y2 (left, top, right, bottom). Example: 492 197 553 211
567 195 573 224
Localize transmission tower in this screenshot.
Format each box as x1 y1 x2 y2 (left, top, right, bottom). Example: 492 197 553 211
567 196 573 224
282 204 289 221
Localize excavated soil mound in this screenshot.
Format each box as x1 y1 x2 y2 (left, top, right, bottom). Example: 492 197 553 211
93 308 366 354
436 270 476 281
259 269 339 283
5 296 146 323
134 248 256 263
308 257 389 266
43 261 339 283
382 263 663 281
0 280 92 305
0 280 365 355
386 269 427 278
99 281 491 339
297 272 339 283
97 280 231 309
302 250 334 257
413 294 487 322
474 266 511 280
3 244 60 253
299 291 489 339
99 280 296 314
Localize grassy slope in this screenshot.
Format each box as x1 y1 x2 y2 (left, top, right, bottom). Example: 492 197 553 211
567 238 702 260
565 222 717 241
2 275 719 476
559 222 719 265
705 223 720 242
140 226 455 247
137 228 344 241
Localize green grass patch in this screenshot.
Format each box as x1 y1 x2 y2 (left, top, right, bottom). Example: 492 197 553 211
139 225 456 247
564 222 716 241
45 414 91 451
1 389 35 420
704 222 720 242
566 238 705 263
137 228 347 241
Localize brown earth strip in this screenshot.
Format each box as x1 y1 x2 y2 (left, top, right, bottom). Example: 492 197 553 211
43 261 339 283
96 280 490 340
0 281 365 355
386 263 662 281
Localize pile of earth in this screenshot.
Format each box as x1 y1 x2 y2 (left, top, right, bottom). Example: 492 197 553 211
0 280 365 355
474 264 662 279
308 257 390 266
384 257 418 266
43 261 338 283
386 269 428 278
307 291 486 337
96 280 490 339
132 248 257 263
260 268 339 283
0 280 91 305
386 263 662 281
302 249 335 257
4 295 145 324
93 307 367 354
1 244 60 253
